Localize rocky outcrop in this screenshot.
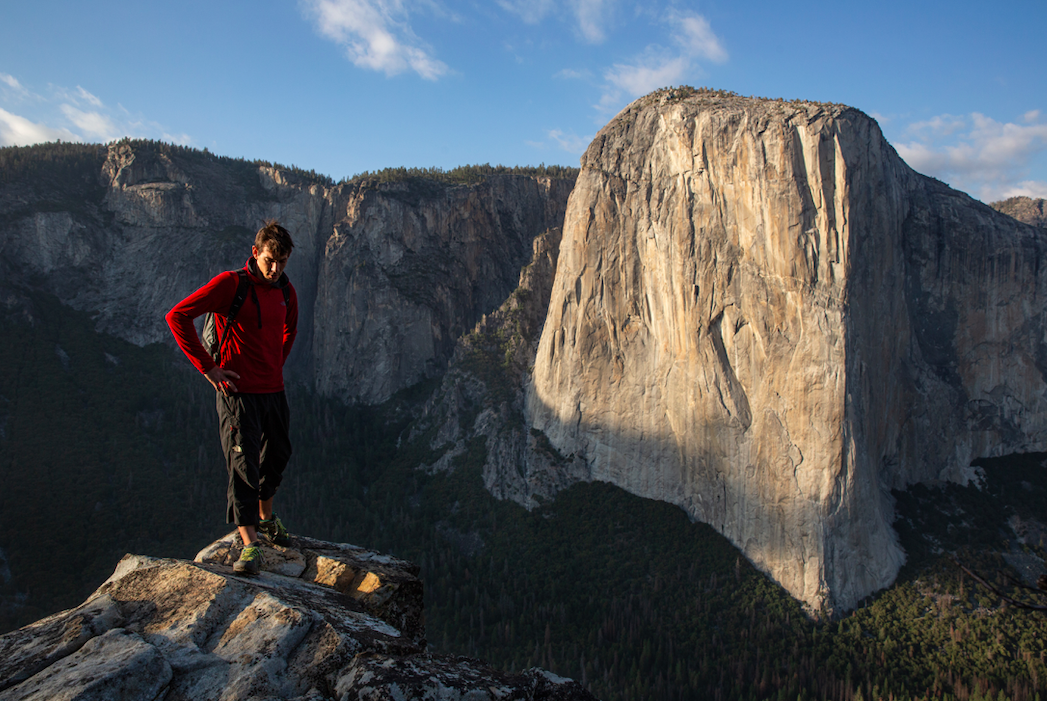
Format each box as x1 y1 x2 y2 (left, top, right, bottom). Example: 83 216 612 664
0 534 595 700
0 142 575 404
527 88 1047 613
411 226 590 507
315 175 574 403
991 196 1047 229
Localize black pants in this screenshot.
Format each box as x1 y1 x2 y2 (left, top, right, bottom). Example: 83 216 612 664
217 391 292 527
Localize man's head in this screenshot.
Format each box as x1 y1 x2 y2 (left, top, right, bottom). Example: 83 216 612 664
253 220 293 282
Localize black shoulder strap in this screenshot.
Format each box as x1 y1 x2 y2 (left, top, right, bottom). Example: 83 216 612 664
226 270 252 322
215 270 251 358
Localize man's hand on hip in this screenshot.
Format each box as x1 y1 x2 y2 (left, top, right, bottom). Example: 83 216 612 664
206 366 241 395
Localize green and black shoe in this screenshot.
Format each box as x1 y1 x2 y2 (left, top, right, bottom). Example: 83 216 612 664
234 543 263 576
258 514 291 547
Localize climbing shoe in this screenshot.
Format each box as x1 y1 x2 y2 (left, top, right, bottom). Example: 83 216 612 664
234 544 263 575
258 514 290 547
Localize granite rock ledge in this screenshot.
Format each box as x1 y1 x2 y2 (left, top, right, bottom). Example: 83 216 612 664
0 534 596 700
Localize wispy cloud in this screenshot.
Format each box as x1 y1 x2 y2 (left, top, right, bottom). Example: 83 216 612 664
497 0 554 25
548 128 592 154
498 0 614 44
571 0 613 43
300 0 448 80
894 112 1047 202
670 12 727 63
0 107 78 146
60 104 118 141
554 68 592 80
601 56 688 112
75 86 103 108
597 10 727 115
0 72 26 93
0 72 191 148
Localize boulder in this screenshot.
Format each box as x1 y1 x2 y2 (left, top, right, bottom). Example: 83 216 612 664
0 535 596 701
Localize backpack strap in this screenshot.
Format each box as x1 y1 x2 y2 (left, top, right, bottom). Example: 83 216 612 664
210 270 291 363
215 270 251 359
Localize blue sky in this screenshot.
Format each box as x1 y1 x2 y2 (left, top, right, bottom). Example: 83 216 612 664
1 0 1044 203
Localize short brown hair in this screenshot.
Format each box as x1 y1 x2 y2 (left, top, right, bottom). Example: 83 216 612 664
255 220 294 257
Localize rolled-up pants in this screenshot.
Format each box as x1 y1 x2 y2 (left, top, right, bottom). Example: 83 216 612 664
217 391 292 527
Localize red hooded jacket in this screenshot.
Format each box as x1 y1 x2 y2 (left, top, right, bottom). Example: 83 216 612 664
166 259 298 394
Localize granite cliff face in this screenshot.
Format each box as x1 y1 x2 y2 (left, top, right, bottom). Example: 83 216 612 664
0 142 574 404
527 89 1047 612
5 101 1047 617
991 196 1047 229
0 535 594 700
409 225 591 507
314 175 573 402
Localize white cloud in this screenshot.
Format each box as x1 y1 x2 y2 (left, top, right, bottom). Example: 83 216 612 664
497 0 554 25
300 0 448 80
0 74 191 148
0 107 79 146
572 0 612 43
554 68 592 80
498 0 613 44
905 114 966 138
548 128 591 153
0 73 24 92
161 132 194 146
671 13 727 63
893 111 1047 202
603 55 688 106
595 10 726 115
1002 180 1047 199
75 86 103 108
60 104 118 141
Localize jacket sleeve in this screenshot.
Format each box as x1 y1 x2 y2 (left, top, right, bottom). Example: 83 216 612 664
282 284 298 364
165 273 238 375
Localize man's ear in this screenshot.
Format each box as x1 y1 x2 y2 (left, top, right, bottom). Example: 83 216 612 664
251 245 260 258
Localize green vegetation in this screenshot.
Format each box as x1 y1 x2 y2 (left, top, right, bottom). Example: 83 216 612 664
990 196 1047 229
106 137 337 188
345 163 579 187
2 298 1047 700
0 140 578 200
0 141 106 188
0 294 229 629
0 142 108 222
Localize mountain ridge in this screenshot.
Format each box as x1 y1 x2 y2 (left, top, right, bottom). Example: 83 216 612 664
2 87 1046 620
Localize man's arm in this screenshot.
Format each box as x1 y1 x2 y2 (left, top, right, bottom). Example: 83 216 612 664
166 273 242 395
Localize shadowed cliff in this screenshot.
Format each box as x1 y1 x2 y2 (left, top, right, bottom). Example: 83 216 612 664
526 88 1047 613
0 141 575 404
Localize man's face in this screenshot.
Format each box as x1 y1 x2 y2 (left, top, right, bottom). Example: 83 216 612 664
253 244 290 282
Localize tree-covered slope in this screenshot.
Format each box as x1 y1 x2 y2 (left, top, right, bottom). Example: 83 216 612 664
2 297 1047 701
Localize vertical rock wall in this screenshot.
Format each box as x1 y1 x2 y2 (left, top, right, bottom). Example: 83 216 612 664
527 90 1047 612
314 175 574 403
0 142 574 405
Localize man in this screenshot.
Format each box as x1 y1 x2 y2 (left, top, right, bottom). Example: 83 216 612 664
166 220 298 575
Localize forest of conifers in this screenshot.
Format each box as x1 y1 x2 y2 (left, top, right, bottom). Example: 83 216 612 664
2 283 1047 700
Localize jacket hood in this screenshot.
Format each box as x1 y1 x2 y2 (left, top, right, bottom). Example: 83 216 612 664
246 257 290 288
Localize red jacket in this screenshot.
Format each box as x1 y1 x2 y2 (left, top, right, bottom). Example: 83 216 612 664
166 259 298 394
